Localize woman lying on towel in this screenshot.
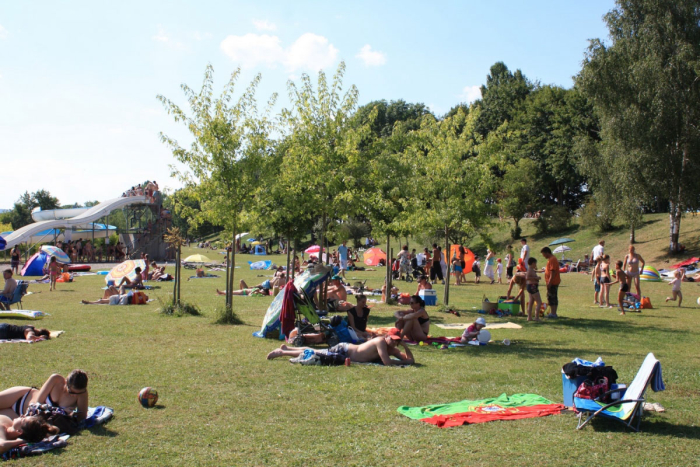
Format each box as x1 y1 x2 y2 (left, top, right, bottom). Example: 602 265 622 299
0 370 89 422
0 413 59 454
0 324 50 342
394 295 430 342
216 279 271 297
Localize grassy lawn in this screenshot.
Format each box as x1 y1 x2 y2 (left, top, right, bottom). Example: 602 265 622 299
2 217 700 466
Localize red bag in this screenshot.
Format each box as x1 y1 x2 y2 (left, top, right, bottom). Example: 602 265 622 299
398 293 411 305
641 297 653 309
132 291 149 305
574 377 609 401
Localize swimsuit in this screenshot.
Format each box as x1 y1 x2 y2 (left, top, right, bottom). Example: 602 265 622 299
526 284 539 295
348 307 370 332
601 277 611 284
418 316 430 325
620 283 630 293
319 342 349 359
12 388 34 416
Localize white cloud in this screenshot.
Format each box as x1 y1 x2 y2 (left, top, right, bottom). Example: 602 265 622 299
220 32 338 71
152 25 188 50
355 44 386 67
458 85 482 104
0 25 8 39
152 26 169 43
191 31 212 41
253 19 277 31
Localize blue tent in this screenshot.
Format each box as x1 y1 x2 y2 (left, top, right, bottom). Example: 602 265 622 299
254 245 266 255
21 252 48 276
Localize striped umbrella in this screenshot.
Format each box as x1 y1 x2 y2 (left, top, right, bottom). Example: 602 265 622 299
41 245 71 263
105 260 146 285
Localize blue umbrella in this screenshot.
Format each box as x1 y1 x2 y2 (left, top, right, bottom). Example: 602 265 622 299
0 236 5 251
247 238 257 242
549 238 575 246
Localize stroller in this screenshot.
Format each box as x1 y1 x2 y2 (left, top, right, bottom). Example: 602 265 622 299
290 287 339 348
391 259 413 282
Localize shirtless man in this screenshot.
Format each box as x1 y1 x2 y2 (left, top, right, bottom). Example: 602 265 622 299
118 267 143 293
266 334 415 366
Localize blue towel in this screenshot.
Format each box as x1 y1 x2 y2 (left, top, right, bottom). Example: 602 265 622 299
82 406 115 429
651 362 665 392
572 357 605 367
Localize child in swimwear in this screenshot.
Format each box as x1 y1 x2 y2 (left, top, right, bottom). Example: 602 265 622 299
665 269 684 307
48 256 61 292
599 255 612 308
610 261 629 315
526 257 542 322
496 259 503 284
592 257 602 305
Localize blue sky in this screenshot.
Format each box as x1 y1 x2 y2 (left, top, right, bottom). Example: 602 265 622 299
0 0 615 208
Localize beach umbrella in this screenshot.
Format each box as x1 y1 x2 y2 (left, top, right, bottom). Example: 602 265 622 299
305 245 324 254
247 238 257 242
41 245 71 263
105 260 146 285
251 241 265 246
235 232 249 240
0 236 5 251
183 254 211 263
363 247 387 266
293 264 332 296
553 245 571 260
549 238 576 246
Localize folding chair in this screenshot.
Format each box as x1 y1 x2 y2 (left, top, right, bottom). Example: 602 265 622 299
570 260 582 272
0 281 29 310
574 353 664 432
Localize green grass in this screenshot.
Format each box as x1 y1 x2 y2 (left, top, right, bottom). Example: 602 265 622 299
3 216 700 466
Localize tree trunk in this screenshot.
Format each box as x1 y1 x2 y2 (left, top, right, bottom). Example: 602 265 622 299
444 224 450 306
225 247 231 308
669 144 689 253
230 227 237 307
292 238 299 281
176 245 181 305
319 213 327 310
172 246 178 303
386 234 391 293
286 230 291 288
629 223 635 245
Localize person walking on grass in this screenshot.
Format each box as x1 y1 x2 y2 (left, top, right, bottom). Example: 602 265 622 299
666 269 684 307
610 261 629 315
496 258 503 284
48 256 61 292
520 238 530 271
484 249 496 284
541 247 560 319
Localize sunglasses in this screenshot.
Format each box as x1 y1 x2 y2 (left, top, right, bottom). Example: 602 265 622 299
67 386 86 395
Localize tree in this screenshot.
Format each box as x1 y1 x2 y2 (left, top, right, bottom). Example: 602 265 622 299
407 108 495 304
158 64 276 310
475 62 533 137
578 0 700 252
498 158 540 238
7 190 61 229
280 62 359 273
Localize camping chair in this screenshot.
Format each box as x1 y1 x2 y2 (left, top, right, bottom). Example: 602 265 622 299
290 288 339 348
0 281 29 310
574 353 664 432
570 260 582 272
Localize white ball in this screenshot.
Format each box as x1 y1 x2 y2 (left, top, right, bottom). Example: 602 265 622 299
477 329 491 343
696 297 700 306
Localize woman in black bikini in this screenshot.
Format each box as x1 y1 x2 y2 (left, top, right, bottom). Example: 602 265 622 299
0 370 89 422
347 294 372 340
9 247 21 275
394 295 430 341
0 324 50 342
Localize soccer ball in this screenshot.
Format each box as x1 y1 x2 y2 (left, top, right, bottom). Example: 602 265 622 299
477 330 491 343
697 297 700 306
138 387 158 408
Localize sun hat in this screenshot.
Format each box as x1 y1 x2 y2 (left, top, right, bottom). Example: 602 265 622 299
475 317 486 326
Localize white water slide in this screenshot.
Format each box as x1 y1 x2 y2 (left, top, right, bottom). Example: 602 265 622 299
3 196 148 249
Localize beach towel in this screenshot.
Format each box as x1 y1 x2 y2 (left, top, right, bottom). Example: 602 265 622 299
0 330 64 344
188 274 219 279
0 310 48 320
436 322 523 330
397 393 565 428
1 406 113 461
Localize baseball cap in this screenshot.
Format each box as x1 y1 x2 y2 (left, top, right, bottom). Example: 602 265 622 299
387 334 402 341
475 317 486 326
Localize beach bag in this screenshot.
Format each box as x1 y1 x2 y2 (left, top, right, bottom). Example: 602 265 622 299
132 292 148 305
640 297 652 309
398 293 412 305
574 377 609 401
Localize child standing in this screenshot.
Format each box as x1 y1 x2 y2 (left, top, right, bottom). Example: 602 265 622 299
599 255 612 308
526 257 542 322
452 259 463 285
610 261 629 315
496 258 503 284
48 256 61 292
472 256 481 284
592 257 602 305
666 269 684 307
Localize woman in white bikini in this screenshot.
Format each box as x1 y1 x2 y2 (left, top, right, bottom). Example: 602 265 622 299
0 370 89 422
623 245 645 297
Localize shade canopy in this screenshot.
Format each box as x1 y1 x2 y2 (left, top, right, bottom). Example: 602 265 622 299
549 238 576 246
183 254 211 263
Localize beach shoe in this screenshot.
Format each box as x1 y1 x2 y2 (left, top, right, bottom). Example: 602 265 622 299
546 313 558 319
299 354 321 366
290 349 316 364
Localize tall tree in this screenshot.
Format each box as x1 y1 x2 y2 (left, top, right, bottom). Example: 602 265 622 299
578 0 700 252
475 62 533 137
158 64 276 310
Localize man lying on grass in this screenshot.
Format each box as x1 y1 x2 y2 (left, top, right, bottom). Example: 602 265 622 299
266 333 415 366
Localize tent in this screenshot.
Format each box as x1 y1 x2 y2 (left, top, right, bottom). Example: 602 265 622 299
446 245 476 274
254 245 267 255
253 266 332 339
21 252 49 276
363 247 386 266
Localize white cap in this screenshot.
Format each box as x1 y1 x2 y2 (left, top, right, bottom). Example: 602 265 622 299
475 317 486 326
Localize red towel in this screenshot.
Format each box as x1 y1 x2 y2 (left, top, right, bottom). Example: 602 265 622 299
280 282 297 337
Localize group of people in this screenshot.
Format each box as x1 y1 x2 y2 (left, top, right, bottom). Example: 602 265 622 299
0 370 89 455
121 180 160 204
591 242 649 314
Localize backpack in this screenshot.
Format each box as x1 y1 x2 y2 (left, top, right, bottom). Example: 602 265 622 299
640 297 652 309
574 377 609 401
132 291 149 305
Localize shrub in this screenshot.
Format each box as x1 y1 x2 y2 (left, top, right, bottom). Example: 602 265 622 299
158 298 202 317
510 225 522 240
213 305 244 325
534 206 572 234
579 198 615 233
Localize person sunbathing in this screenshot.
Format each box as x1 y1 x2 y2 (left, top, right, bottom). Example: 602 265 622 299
0 413 59 454
0 324 50 342
216 279 270 296
266 333 414 366
394 295 430 341
0 370 89 422
118 268 143 293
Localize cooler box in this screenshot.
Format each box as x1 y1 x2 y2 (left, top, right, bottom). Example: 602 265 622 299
419 289 437 306
497 300 520 314
562 372 588 407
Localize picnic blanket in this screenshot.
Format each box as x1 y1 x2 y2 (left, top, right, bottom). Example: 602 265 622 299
188 274 219 279
436 322 523 330
1 406 114 461
0 330 64 344
397 393 565 428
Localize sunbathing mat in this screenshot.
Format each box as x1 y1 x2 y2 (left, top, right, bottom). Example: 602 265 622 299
397 393 565 428
0 310 49 320
2 406 114 461
436 322 522 330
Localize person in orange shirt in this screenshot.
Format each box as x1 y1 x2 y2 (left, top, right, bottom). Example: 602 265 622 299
540 247 561 319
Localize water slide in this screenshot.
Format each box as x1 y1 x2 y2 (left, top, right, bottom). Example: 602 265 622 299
3 196 148 249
